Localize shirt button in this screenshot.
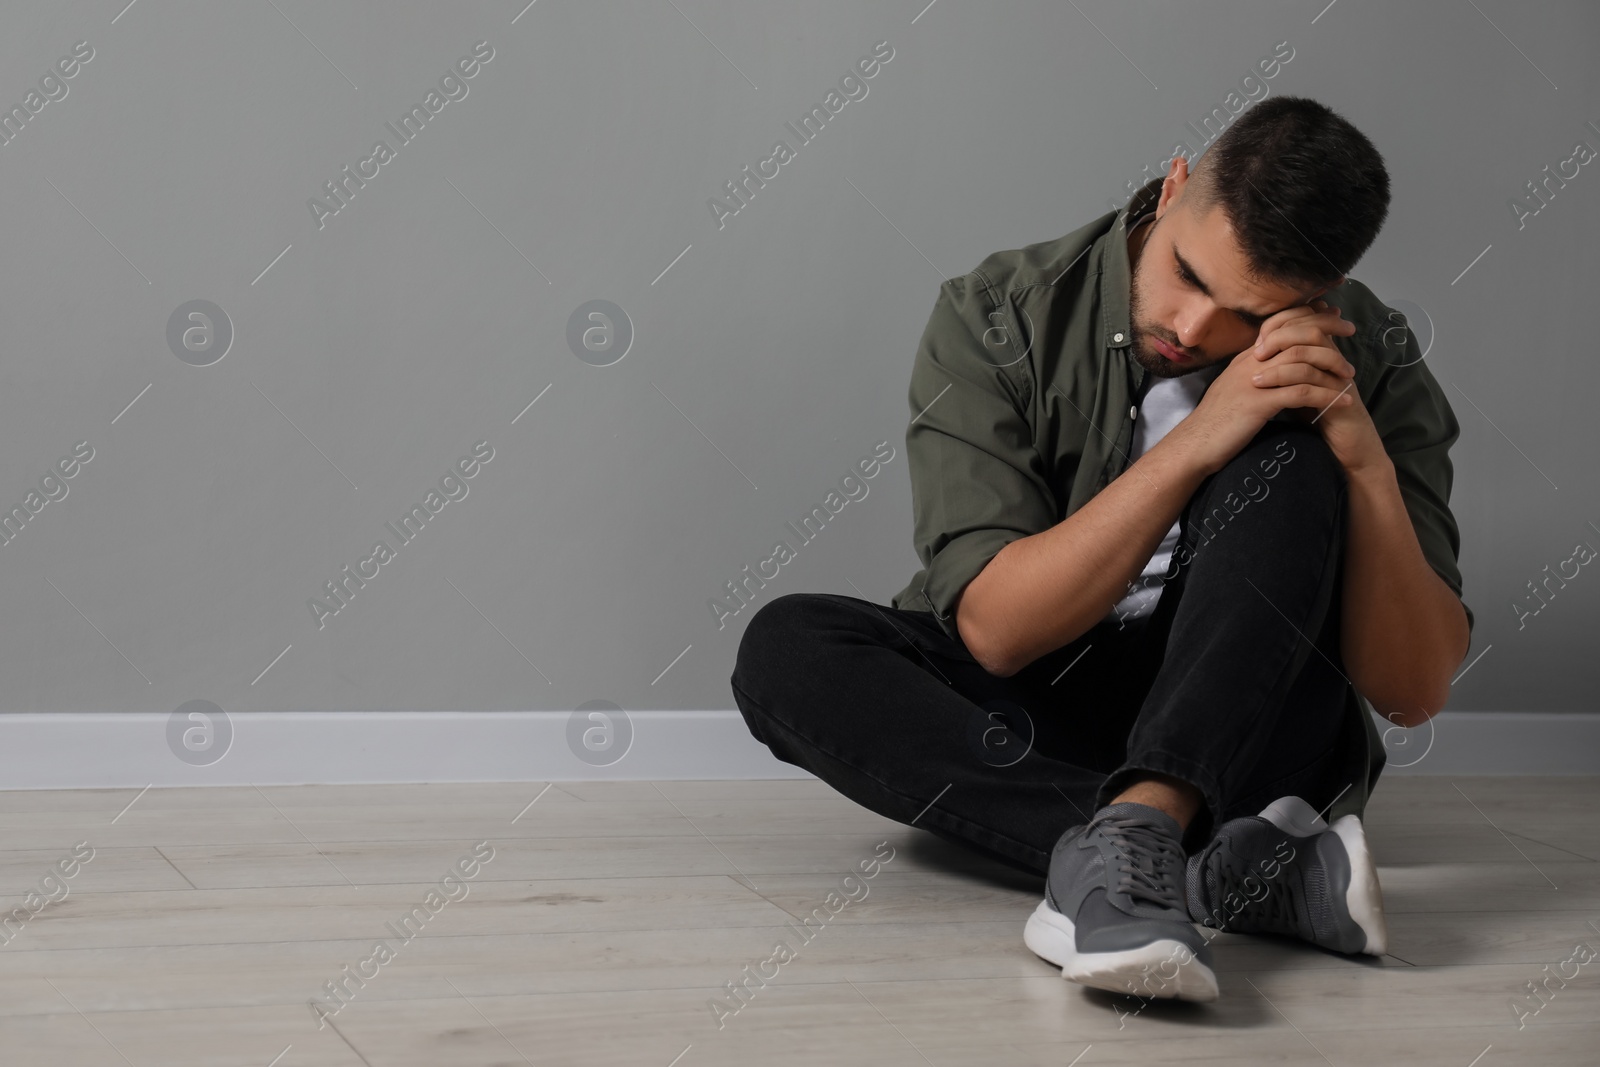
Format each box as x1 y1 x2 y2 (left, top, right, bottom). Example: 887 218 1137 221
1129 405 1138 421
1113 332 1125 343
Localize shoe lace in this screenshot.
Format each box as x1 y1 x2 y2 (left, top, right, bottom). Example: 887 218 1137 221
1096 814 1187 912
1207 845 1304 934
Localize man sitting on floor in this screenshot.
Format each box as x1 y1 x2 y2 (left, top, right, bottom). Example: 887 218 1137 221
731 95 1472 1002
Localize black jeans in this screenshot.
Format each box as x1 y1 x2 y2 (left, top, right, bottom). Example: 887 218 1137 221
730 421 1370 878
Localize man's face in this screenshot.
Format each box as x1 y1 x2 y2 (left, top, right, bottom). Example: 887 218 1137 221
1126 193 1318 380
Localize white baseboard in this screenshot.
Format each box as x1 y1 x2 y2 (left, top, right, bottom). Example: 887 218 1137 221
0 710 1594 790
1367 710 1600 775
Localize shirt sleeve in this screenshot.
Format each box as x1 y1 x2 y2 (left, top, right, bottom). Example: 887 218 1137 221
903 272 1061 643
1358 308 1475 637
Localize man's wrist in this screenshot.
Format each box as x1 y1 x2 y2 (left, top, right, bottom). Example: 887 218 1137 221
1148 423 1223 482
1145 428 1216 489
1342 448 1395 483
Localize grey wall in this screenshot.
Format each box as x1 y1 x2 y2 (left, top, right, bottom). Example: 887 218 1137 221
0 0 1594 736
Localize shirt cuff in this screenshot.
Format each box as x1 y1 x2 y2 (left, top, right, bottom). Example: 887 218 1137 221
916 528 1028 644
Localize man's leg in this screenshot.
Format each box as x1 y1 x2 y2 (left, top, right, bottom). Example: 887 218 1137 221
1097 419 1357 855
730 591 1160 878
991 420 1359 999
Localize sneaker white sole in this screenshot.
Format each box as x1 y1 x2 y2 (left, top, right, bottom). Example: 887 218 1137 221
1023 899 1220 1002
1257 796 1388 956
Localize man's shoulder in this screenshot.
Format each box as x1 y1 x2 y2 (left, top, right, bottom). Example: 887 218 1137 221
946 209 1118 308
1325 277 1458 438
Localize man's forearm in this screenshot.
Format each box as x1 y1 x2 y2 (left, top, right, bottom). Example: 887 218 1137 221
1338 455 1470 726
957 436 1211 677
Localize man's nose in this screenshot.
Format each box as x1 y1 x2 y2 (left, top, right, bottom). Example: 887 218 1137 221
1174 301 1224 352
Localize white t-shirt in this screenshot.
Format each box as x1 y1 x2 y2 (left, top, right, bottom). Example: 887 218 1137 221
1103 362 1225 623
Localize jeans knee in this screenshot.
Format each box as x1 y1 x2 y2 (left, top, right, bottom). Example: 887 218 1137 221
1227 421 1344 502
731 592 824 695
1180 423 1344 557
741 591 821 644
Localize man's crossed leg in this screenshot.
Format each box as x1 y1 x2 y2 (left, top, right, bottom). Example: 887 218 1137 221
730 421 1386 1004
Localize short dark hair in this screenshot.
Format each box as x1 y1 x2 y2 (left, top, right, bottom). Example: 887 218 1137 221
1182 96 1390 292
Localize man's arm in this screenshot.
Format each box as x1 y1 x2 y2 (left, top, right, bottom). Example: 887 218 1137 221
1259 295 1472 727
957 434 1210 677
1339 454 1471 727
966 301 1362 678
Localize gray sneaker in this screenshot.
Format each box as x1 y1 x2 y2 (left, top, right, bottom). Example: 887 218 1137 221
1185 795 1388 956
1024 801 1219 1002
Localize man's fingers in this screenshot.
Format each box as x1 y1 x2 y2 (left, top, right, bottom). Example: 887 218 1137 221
1250 361 1353 390
1252 321 1357 370
1255 310 1355 347
1248 363 1360 419
1253 305 1354 359
1257 300 1335 337
1264 381 1356 414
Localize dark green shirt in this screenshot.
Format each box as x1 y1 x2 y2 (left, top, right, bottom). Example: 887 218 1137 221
890 174 1473 823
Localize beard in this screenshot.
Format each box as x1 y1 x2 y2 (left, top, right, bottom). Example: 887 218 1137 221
1130 329 1194 379
1128 290 1209 380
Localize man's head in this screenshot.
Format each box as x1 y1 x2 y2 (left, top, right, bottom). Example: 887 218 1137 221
1126 96 1391 379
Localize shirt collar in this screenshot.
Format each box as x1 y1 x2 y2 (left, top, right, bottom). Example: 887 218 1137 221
1100 175 1165 354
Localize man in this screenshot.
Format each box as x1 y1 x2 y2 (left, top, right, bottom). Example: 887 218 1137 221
729 96 1472 1003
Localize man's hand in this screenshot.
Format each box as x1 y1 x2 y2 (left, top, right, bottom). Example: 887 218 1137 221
1168 300 1360 476
1268 298 1389 474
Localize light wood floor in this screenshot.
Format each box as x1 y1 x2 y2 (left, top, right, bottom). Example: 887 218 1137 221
0 775 1595 1065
